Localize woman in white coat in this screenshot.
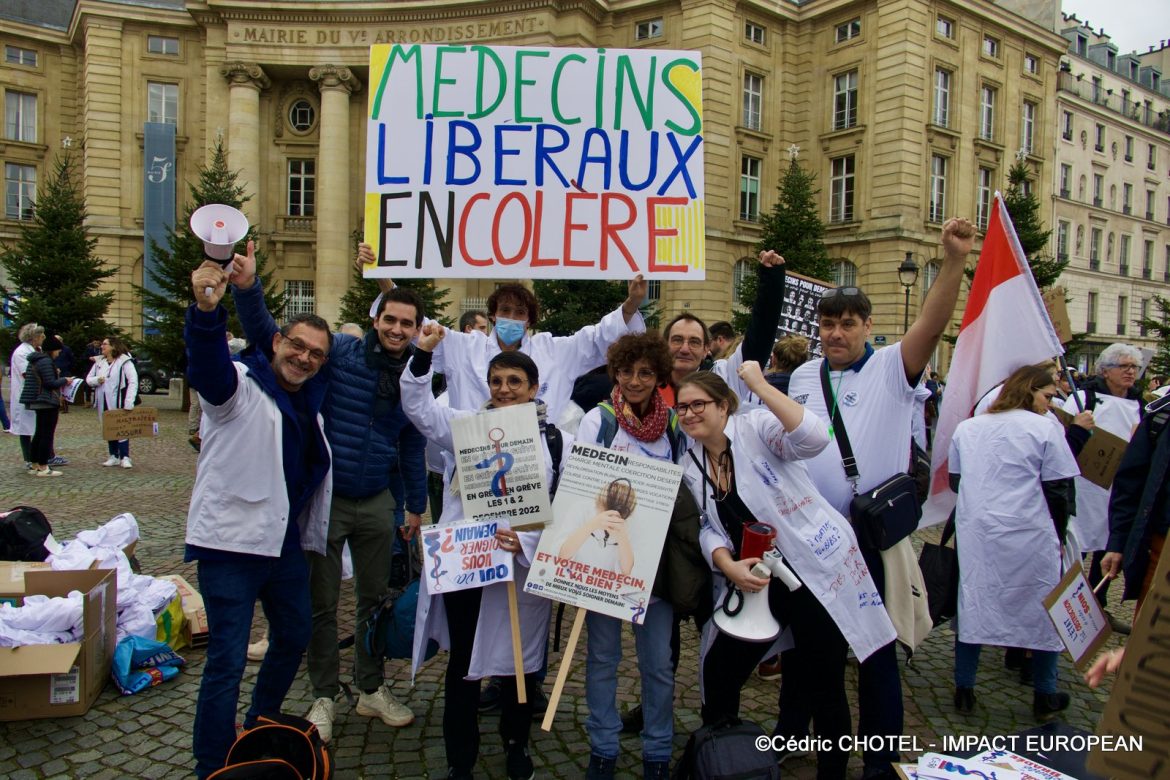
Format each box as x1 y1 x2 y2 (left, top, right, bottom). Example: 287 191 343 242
8 322 44 468
401 324 567 780
85 336 138 468
677 365 895 780
949 364 1080 717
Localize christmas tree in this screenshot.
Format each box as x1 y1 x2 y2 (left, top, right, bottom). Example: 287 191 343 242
336 229 453 329
134 140 284 374
735 152 832 332
0 153 117 355
1002 158 1064 289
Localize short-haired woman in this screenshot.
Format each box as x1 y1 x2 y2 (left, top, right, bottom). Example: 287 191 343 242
950 364 1081 717
19 335 72 477
87 336 139 468
9 322 44 468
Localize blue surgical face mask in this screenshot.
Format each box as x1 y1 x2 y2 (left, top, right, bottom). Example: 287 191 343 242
493 317 526 346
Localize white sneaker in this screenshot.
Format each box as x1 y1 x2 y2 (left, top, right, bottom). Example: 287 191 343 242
34 468 63 477
355 684 414 727
120 457 133 469
246 637 269 662
102 456 120 467
306 696 335 744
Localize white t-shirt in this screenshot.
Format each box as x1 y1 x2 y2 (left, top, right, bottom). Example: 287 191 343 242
787 345 918 516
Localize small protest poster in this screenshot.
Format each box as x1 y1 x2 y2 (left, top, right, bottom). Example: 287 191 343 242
362 44 705 280
779 271 832 356
525 443 682 624
1076 428 1129 490
1042 287 1072 345
420 519 514 595
60 378 84 404
1088 544 1170 779
1042 566 1111 669
102 408 158 440
450 403 551 531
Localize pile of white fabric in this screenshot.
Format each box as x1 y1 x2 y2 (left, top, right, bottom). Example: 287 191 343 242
0 592 85 647
45 513 179 643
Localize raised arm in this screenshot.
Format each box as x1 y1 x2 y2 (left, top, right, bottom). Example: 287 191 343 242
227 240 279 359
900 218 975 383
740 250 787 365
400 324 457 450
187 261 238 406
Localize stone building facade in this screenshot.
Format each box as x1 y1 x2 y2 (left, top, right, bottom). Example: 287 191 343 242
3 0 1071 366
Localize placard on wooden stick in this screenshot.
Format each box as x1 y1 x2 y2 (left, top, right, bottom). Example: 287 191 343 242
1076 428 1129 490
1042 566 1111 669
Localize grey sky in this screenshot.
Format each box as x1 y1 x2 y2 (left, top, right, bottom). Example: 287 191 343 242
1060 0 1170 55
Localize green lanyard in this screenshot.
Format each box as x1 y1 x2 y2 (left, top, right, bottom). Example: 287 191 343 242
826 369 845 439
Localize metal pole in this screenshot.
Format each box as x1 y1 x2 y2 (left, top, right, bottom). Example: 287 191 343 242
903 285 911 333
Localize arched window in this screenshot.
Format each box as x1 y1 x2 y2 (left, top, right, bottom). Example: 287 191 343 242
832 260 858 287
921 261 941 303
732 257 753 304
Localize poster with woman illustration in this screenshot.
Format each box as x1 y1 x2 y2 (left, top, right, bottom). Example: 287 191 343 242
524 443 682 624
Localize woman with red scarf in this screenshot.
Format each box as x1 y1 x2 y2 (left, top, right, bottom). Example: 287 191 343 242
574 332 681 780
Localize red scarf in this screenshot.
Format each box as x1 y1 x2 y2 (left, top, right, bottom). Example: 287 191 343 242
610 385 669 444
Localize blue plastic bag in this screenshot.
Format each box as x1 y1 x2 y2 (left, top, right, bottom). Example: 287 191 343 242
111 635 185 695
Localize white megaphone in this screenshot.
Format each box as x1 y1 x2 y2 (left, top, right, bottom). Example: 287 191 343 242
713 524 802 643
190 204 249 299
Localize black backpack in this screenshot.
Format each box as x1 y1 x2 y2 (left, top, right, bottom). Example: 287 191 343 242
0 506 52 562
673 718 782 780
208 713 331 780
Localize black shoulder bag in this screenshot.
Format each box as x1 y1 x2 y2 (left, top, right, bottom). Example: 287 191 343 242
819 361 920 551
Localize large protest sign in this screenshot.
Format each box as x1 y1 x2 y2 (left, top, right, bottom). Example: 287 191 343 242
1088 545 1170 779
363 44 705 279
525 443 682 624
450 403 552 531
420 519 514 596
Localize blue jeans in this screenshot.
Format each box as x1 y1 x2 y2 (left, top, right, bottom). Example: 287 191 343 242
585 599 674 762
192 548 312 778
954 640 1059 694
107 439 129 458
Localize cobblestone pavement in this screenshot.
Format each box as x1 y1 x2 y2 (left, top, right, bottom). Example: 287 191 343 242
0 399 1129 778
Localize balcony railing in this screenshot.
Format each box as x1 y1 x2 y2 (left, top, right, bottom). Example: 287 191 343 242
1093 197 1103 207
1120 265 1130 276
1143 268 1152 279
1060 188 1071 198
1088 321 1098 333
1058 71 1170 136
1090 259 1101 271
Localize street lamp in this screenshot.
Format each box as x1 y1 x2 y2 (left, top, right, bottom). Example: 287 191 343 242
898 252 920 333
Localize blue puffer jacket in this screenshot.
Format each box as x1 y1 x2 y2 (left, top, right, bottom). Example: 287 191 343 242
233 279 427 507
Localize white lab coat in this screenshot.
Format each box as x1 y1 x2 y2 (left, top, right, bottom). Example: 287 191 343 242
400 362 571 681
682 408 897 668
949 410 1080 651
1061 389 1141 551
86 354 139 419
431 305 643 426
8 342 35 437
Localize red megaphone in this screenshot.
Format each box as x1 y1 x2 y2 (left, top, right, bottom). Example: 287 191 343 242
740 523 776 561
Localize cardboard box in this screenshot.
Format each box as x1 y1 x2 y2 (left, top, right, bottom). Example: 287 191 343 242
0 562 51 606
0 568 117 720
159 575 209 648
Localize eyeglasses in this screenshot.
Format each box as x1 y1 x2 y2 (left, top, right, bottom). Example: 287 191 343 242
616 367 658 382
820 287 862 300
675 399 712 417
489 375 528 390
668 335 706 350
1108 363 1140 372
281 335 328 363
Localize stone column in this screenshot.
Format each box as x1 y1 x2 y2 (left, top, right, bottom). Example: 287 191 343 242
310 65 360 326
219 62 270 221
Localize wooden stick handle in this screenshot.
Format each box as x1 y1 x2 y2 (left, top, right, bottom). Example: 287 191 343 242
541 607 586 732
506 580 527 704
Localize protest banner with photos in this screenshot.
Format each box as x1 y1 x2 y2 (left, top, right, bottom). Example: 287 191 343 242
420 519 514 596
1042 566 1111 669
777 270 832 356
450 403 551 531
525 443 682 624
362 44 705 279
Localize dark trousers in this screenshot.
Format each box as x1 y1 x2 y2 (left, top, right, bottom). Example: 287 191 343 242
443 588 537 774
19 434 31 462
703 580 851 780
107 440 130 458
30 407 59 465
192 547 311 778
856 544 902 773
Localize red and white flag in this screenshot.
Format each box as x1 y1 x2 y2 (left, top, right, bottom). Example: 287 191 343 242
920 193 1065 527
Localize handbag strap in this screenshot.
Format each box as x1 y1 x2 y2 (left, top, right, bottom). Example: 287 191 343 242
940 515 956 547
819 360 860 494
